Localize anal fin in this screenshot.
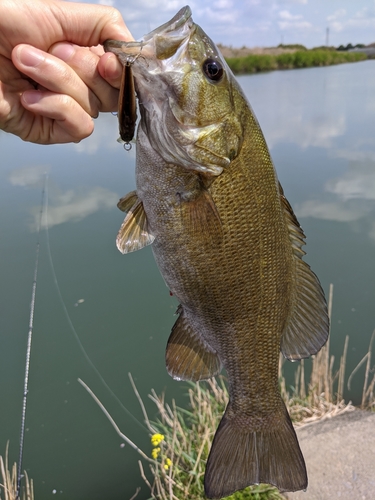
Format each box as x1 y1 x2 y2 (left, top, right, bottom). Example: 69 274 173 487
116 191 155 254
166 306 221 381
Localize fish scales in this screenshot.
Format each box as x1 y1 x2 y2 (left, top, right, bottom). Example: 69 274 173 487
105 5 329 499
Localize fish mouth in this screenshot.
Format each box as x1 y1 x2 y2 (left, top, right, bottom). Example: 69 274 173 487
103 6 193 63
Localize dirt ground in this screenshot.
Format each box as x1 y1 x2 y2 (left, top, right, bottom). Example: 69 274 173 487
286 409 375 500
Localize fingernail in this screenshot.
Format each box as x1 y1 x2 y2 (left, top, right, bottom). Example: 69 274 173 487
18 46 45 67
22 90 42 105
50 43 76 62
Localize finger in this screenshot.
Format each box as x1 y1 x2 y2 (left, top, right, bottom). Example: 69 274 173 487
49 42 119 112
98 52 124 90
0 54 35 132
12 44 100 117
51 2 133 46
20 90 94 144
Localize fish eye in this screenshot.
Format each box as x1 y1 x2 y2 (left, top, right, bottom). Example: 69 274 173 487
202 58 224 82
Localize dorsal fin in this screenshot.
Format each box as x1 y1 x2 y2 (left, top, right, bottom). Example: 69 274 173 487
116 191 155 254
280 185 329 360
166 305 222 381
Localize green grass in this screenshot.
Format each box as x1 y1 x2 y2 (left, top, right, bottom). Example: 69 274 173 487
226 50 367 74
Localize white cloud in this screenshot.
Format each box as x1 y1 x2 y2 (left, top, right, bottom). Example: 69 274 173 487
277 10 313 31
278 20 313 30
329 21 344 33
279 10 303 21
327 9 347 22
328 6 375 34
99 0 375 47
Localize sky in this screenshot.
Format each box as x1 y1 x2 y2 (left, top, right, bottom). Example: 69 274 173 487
90 0 375 49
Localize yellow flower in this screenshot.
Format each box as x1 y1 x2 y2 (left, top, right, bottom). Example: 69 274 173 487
164 458 172 470
151 447 161 459
151 433 164 447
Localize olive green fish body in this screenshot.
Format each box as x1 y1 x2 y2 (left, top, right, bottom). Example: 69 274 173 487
105 6 329 498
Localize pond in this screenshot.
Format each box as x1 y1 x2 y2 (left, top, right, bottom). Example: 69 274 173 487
0 59 374 499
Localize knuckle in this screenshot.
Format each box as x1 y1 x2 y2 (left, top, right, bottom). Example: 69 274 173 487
107 8 123 25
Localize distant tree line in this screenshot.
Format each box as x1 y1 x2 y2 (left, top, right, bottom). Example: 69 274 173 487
337 43 366 51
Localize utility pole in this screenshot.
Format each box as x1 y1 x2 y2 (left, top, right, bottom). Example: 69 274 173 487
326 27 329 47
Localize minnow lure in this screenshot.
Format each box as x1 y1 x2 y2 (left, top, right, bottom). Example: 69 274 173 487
118 59 137 149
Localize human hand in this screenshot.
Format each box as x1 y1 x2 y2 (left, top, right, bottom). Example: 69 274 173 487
0 0 131 144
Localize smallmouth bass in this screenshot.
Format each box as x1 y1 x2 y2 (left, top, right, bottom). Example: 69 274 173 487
105 6 329 498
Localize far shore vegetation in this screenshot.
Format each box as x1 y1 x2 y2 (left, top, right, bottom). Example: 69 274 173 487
222 43 370 74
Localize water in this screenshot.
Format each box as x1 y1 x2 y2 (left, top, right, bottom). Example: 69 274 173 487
1 60 374 499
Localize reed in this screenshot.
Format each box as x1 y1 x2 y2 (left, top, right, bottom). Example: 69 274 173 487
0 443 34 500
347 329 375 410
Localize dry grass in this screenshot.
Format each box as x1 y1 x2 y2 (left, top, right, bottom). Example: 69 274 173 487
348 329 375 410
0 443 34 500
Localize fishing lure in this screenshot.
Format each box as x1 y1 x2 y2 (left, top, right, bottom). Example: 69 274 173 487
118 59 137 150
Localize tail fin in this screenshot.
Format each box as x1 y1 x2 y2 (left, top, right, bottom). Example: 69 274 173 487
204 402 307 499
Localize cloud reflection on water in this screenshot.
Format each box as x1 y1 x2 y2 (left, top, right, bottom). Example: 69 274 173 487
8 164 50 187
70 112 136 156
326 161 375 201
297 158 375 241
267 113 346 150
37 186 118 230
8 164 119 231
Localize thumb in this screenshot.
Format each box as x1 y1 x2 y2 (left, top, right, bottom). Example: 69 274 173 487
51 1 133 47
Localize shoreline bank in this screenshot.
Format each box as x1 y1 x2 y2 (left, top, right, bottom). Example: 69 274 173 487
287 409 375 499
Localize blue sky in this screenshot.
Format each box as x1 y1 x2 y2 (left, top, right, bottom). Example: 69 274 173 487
93 0 375 48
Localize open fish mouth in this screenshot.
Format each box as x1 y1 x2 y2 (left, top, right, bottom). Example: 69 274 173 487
103 6 193 64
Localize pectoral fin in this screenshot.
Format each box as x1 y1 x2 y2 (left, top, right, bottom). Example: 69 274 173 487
184 189 222 242
280 186 329 360
117 191 138 212
166 306 222 381
116 191 155 254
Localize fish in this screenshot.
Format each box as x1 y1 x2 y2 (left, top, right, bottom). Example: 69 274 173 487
104 6 329 499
